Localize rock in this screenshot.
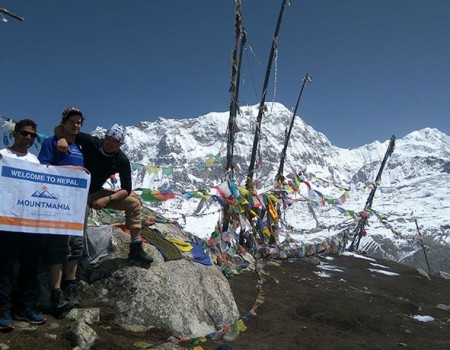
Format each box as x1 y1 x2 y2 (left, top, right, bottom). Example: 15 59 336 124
66 308 100 325
78 280 97 299
437 304 450 311
94 259 239 337
302 256 321 265
48 322 60 329
416 268 431 280
439 271 450 280
0 343 10 350
67 321 98 350
44 333 58 340
85 227 240 338
13 321 37 331
150 343 186 350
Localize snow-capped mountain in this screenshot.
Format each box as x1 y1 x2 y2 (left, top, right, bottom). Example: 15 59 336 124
94 102 450 274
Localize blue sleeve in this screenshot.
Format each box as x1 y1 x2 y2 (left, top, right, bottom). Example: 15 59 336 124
38 137 56 165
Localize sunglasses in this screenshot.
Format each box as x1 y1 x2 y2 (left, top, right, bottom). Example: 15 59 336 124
20 130 38 138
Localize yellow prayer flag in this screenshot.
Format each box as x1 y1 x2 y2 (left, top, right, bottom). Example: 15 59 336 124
146 166 160 174
237 185 250 196
236 319 247 332
268 194 282 205
285 185 294 193
205 158 215 167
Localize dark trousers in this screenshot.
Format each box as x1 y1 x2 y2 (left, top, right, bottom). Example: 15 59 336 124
0 231 42 311
42 234 84 265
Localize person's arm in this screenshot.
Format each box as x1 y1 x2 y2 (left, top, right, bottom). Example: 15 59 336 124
55 128 93 152
118 153 133 195
37 137 55 165
89 189 128 210
54 124 70 153
59 165 90 174
90 154 132 210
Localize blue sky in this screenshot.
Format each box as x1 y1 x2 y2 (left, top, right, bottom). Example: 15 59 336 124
1 0 449 149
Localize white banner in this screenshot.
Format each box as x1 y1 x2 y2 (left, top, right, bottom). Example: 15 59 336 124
0 156 91 236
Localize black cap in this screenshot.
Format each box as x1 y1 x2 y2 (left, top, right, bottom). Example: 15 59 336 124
61 107 83 124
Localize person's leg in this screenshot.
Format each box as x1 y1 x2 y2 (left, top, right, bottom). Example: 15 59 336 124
61 260 81 308
0 232 19 331
49 264 63 290
115 196 152 265
14 234 46 325
91 190 143 240
98 191 152 266
43 235 71 316
63 260 78 281
61 236 83 308
128 228 153 266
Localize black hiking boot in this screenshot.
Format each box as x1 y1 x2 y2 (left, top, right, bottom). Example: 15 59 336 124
62 281 82 309
128 241 153 266
51 288 72 318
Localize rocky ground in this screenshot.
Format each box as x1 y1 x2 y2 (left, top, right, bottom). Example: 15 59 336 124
1 253 449 350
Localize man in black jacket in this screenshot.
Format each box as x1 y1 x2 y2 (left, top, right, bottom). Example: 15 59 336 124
57 123 152 266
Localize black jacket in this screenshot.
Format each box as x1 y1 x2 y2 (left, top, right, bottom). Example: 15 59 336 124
75 132 132 194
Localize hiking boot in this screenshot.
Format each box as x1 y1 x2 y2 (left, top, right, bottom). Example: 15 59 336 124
63 282 82 308
51 288 72 317
13 306 47 325
0 309 14 331
128 241 153 266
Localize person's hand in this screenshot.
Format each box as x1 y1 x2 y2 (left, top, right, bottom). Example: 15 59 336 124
89 196 110 210
56 138 69 152
74 166 90 175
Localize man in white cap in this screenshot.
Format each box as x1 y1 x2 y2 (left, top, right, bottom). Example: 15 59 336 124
56 123 153 266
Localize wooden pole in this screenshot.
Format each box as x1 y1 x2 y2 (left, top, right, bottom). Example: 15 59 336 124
415 219 431 275
226 0 245 176
246 0 289 190
276 73 311 181
349 135 396 251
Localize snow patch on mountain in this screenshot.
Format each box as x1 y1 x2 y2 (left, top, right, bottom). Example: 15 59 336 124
97 102 450 273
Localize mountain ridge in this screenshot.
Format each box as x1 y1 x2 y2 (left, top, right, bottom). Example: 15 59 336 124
94 102 450 273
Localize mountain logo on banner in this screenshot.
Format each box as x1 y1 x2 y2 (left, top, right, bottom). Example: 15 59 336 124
31 186 58 199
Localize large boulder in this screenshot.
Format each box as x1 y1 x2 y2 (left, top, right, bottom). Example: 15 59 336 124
82 226 240 338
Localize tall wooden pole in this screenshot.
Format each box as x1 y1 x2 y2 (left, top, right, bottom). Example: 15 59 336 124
226 0 246 177
276 73 312 181
246 0 289 190
349 135 396 251
415 219 431 275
